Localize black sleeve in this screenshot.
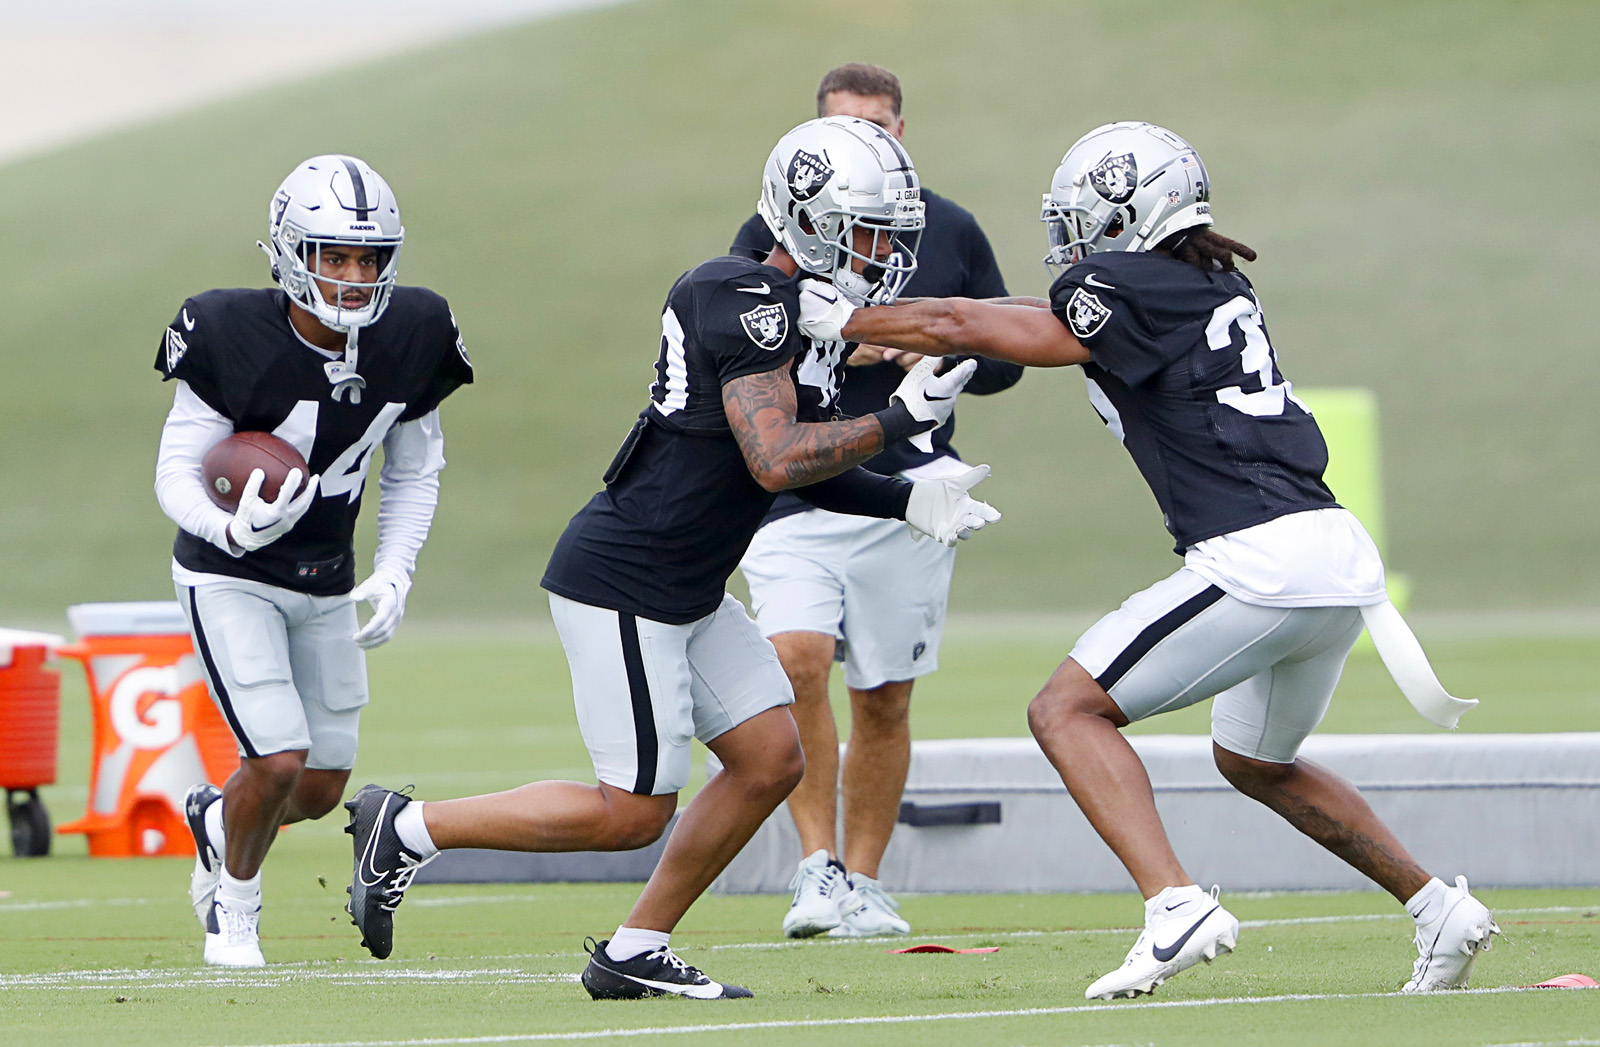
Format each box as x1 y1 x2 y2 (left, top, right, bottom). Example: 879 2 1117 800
699 278 802 385
1049 265 1175 386
730 213 775 262
154 297 229 417
794 467 912 520
401 298 475 421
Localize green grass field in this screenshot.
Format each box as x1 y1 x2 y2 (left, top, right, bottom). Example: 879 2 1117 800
3 625 1598 1045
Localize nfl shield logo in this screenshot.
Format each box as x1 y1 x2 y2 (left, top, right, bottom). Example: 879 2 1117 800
1066 287 1112 339
740 303 789 349
786 149 835 203
1089 151 1138 204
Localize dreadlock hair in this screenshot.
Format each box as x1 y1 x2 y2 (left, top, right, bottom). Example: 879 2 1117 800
1159 228 1258 272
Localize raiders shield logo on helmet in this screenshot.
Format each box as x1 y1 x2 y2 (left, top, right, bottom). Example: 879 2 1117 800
740 303 789 350
786 149 835 203
1089 152 1137 204
1066 287 1112 339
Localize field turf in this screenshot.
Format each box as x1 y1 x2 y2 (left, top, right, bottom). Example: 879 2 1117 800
3 623 1598 1045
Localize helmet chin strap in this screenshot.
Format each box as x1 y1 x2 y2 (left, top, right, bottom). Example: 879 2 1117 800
325 325 366 404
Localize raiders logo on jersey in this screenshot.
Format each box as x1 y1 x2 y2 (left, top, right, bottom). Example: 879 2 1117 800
739 303 788 349
1066 287 1113 338
1090 152 1137 204
787 149 834 203
165 327 189 370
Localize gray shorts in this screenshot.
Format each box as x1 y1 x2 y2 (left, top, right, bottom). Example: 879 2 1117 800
550 592 793 796
740 509 955 690
1068 568 1363 763
177 579 368 770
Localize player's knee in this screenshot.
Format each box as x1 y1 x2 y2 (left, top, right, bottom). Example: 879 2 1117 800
295 775 350 820
243 749 308 798
599 794 676 850
1214 744 1290 796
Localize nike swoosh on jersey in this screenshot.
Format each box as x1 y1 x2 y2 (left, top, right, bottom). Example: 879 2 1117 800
1150 905 1219 962
735 282 772 295
1083 273 1116 290
182 308 196 330
356 793 397 888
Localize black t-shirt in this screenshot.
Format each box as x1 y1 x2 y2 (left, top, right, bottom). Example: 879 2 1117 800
155 286 472 594
542 255 883 624
1049 251 1336 552
731 188 1022 523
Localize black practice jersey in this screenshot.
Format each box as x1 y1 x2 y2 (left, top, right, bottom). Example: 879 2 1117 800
541 255 859 624
1049 252 1336 552
732 188 1022 501
155 286 472 594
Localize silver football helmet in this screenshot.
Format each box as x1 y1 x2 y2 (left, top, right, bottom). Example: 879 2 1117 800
1041 122 1213 276
758 116 924 304
259 154 404 332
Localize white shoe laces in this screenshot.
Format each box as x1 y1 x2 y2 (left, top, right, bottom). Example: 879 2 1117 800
848 879 900 914
789 859 844 902
215 903 260 946
380 851 436 912
645 946 702 980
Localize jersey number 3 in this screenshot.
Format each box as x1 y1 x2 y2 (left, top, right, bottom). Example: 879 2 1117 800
1206 295 1307 418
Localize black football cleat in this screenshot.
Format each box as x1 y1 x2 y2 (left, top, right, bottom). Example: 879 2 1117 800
344 784 433 959
580 937 753 1000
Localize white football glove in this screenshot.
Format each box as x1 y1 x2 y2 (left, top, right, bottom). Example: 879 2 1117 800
226 468 320 553
350 566 412 650
892 357 977 453
797 278 858 342
905 464 1002 547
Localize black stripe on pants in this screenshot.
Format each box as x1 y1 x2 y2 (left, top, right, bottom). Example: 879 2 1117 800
186 586 261 759
617 613 659 795
1094 584 1227 693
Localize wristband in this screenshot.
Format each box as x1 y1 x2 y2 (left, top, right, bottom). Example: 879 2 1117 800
873 401 936 444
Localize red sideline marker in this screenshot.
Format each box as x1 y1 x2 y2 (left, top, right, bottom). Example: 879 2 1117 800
1524 973 1598 989
888 944 1001 955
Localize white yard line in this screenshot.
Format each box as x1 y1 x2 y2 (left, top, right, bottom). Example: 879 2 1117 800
208 986 1550 1047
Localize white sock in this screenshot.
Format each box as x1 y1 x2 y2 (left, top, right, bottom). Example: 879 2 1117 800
217 869 261 911
204 797 225 847
606 927 670 962
394 802 439 859
1406 877 1447 924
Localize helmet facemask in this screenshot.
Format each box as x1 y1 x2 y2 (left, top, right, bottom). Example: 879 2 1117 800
822 210 923 305
265 220 403 333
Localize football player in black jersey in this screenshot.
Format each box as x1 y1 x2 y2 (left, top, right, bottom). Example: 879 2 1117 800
343 117 1000 999
731 63 1023 941
154 155 472 967
805 122 1497 999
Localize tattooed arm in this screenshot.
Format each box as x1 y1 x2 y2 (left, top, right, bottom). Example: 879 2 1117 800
722 367 901 493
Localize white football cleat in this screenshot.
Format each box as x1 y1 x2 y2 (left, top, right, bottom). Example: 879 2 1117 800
203 897 265 968
828 874 910 938
1086 884 1238 1000
782 849 846 939
185 783 224 931
1403 875 1499 992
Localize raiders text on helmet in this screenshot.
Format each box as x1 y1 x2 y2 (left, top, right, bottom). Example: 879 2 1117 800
1041 122 1213 275
757 117 925 305
259 155 404 332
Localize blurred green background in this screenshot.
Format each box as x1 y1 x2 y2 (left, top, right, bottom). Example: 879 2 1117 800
2 0 1597 632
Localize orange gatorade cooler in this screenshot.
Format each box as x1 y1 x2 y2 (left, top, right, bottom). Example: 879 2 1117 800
0 628 66 856
57 602 240 857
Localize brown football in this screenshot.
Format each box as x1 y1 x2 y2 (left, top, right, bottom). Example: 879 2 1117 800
201 432 310 512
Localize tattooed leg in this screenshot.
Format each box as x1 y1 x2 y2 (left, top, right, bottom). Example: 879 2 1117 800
1213 744 1431 902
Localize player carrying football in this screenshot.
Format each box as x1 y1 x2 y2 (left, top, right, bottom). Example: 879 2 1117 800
343 116 999 999
800 121 1498 999
154 154 472 967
